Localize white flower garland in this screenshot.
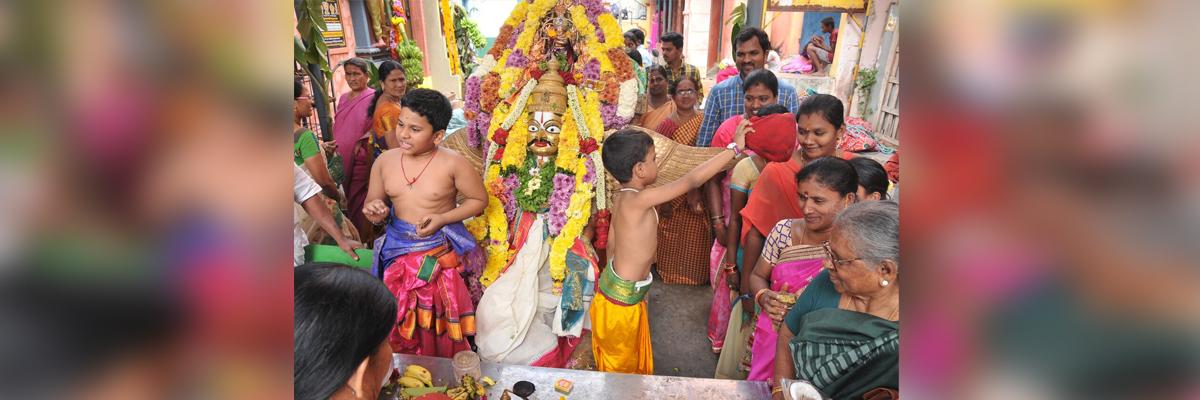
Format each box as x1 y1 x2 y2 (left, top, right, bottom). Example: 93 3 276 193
501 79 539 130
593 152 606 210
566 85 589 143
616 78 638 119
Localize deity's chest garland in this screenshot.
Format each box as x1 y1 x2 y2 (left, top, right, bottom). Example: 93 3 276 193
464 0 639 292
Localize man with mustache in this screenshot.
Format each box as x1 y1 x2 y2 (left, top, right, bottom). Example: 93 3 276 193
695 27 800 148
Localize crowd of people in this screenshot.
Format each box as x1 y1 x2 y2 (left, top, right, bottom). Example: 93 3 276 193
294 24 898 400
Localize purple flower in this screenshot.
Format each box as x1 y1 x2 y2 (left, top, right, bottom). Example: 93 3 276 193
583 157 596 183
581 0 606 17
582 59 601 81
547 173 575 234
508 49 529 69
509 22 524 48
600 103 628 130
465 77 483 146
503 175 519 219
595 27 605 43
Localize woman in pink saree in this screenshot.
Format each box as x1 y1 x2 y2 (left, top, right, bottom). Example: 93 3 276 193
334 58 377 241
744 157 859 381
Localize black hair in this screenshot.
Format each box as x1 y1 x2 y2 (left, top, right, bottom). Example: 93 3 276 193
624 31 640 46
734 27 771 54
602 129 654 183
343 57 371 76
626 48 643 67
294 77 305 99
627 28 646 44
755 103 791 117
647 65 667 81
796 93 845 129
795 156 858 197
400 88 453 132
368 60 404 118
742 69 779 97
295 263 397 400
668 74 702 96
849 157 889 200
821 16 836 28
660 32 684 49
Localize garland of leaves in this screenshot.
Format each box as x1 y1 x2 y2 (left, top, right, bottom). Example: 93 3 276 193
512 157 559 212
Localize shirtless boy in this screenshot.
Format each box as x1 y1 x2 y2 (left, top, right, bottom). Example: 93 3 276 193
363 88 487 357
592 128 747 373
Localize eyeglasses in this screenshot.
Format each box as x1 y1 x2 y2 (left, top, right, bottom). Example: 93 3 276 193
676 89 697 96
822 241 862 269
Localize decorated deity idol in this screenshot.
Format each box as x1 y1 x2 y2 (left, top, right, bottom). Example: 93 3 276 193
445 0 728 368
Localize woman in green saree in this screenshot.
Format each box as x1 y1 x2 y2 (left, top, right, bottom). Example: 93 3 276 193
773 201 899 400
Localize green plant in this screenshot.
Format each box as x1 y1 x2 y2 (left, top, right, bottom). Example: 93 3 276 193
725 3 746 60
396 39 424 87
295 0 332 94
854 68 878 117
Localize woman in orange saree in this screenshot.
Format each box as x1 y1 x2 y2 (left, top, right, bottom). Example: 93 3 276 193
639 66 675 131
652 76 713 286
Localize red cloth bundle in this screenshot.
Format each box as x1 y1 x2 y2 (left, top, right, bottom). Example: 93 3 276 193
746 112 798 162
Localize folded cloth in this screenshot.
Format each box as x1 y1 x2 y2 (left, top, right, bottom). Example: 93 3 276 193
747 112 798 162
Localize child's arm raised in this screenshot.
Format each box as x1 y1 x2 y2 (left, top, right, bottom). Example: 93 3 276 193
636 128 749 208
414 151 487 236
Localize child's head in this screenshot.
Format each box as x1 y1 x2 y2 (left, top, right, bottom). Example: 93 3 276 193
397 88 452 155
796 93 845 161
754 103 790 117
794 156 858 231
848 157 889 201
742 69 779 117
602 129 657 185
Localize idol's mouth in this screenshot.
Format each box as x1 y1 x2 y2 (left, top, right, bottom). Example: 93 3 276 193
531 139 552 147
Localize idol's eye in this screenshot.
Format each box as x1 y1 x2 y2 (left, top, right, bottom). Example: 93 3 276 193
545 125 561 134
527 125 540 132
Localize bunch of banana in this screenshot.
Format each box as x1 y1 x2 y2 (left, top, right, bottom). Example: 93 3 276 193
397 365 433 388
445 375 487 400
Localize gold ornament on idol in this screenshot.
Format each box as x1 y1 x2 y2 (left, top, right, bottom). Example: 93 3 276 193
526 58 568 160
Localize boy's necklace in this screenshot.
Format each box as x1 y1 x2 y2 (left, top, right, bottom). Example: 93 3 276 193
401 150 437 188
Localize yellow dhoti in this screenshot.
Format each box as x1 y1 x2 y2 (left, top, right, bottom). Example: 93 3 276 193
590 262 654 374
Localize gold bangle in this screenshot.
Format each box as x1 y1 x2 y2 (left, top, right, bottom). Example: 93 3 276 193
771 386 783 396
754 288 770 306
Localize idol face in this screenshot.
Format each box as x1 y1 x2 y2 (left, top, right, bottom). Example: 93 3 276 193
527 111 563 157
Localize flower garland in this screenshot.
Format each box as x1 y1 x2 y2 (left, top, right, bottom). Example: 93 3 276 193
439 0 461 75
473 0 632 289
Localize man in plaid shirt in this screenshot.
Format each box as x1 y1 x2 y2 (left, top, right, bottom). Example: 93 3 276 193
695 27 801 147
659 32 702 87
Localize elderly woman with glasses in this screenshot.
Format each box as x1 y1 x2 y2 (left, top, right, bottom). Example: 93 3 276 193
744 157 859 381
772 200 899 400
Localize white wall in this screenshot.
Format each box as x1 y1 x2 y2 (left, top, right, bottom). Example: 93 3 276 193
683 0 712 72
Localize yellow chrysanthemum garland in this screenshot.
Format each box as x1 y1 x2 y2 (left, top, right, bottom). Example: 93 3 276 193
439 0 461 75
471 0 629 289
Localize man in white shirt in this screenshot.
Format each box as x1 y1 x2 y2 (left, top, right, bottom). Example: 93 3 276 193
294 164 362 266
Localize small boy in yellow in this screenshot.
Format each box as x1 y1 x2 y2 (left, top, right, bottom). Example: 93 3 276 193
594 128 747 374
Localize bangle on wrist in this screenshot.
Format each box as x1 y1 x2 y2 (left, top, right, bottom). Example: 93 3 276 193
771 386 783 396
754 288 770 306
